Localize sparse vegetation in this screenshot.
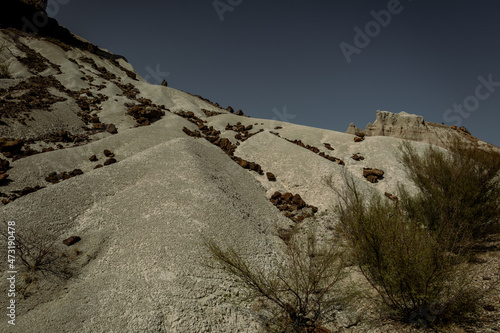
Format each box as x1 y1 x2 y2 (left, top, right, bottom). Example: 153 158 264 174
334 140 500 327
398 139 500 249
205 228 352 332
335 175 480 327
1 223 74 298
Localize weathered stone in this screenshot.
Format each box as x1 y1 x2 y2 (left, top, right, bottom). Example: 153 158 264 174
103 149 114 157
106 123 118 134
63 236 81 246
89 155 98 162
324 143 334 150
104 158 117 166
283 192 293 202
266 172 276 181
351 154 364 161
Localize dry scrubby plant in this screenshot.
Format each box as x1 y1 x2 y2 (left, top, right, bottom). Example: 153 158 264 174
334 140 500 327
0 223 73 297
0 43 12 78
205 230 351 332
335 176 479 327
398 139 500 248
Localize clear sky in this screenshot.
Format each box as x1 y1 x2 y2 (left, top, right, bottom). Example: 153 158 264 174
47 0 500 147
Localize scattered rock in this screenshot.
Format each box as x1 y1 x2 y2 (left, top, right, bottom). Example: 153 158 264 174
106 123 118 134
201 109 221 117
182 127 202 138
384 192 399 201
274 126 283 130
103 149 114 157
94 164 103 169
63 236 81 246
227 106 234 113
351 153 364 161
0 158 10 172
363 168 384 183
161 80 168 86
45 169 84 184
286 139 343 164
1 185 45 205
225 122 262 142
266 172 276 181
235 109 245 116
89 155 98 162
269 191 318 223
0 171 9 185
104 158 117 166
323 143 334 150
354 136 364 143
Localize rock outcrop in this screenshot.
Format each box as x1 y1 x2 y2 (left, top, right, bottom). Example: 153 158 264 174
346 110 499 150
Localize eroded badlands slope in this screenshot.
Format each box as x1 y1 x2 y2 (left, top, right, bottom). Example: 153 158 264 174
1 24 496 332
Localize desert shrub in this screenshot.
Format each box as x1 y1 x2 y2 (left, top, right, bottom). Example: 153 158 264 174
205 228 351 332
335 174 480 327
0 222 73 297
398 139 500 248
0 43 12 78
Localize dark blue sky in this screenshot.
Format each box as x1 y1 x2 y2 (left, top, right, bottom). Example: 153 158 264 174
48 0 500 146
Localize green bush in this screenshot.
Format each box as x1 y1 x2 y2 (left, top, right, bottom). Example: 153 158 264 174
335 175 480 326
205 228 351 332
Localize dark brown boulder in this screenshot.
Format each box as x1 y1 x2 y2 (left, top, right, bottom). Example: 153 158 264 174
104 158 117 166
354 136 364 143
0 139 23 153
89 155 98 162
351 154 364 161
71 169 84 176
63 236 81 246
363 168 384 183
106 123 118 134
291 194 306 209
271 191 282 200
239 159 249 169
324 143 334 151
283 192 293 202
363 168 384 178
235 110 244 116
0 171 8 184
266 172 277 181
103 149 114 157
0 159 9 172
